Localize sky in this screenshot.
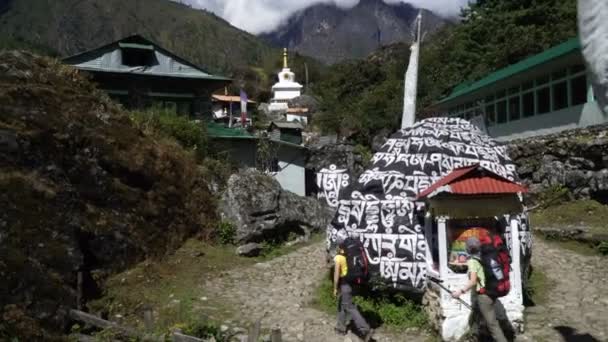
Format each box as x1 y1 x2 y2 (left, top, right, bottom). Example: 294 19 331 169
177 0 471 34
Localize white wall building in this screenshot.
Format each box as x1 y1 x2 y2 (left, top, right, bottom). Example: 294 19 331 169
436 38 606 141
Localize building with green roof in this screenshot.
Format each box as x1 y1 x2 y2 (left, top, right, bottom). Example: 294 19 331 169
64 35 231 118
436 38 606 141
207 122 309 196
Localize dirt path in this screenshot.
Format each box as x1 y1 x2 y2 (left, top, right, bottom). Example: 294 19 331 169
198 237 608 342
516 238 608 342
199 241 432 342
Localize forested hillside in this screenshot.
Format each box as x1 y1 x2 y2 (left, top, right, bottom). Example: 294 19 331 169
313 0 579 144
0 0 326 101
313 43 410 144
418 0 578 110
0 0 270 73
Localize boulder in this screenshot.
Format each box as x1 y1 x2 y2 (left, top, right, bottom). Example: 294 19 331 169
287 95 320 113
0 129 18 152
219 169 331 244
371 128 392 152
236 243 262 257
307 143 366 179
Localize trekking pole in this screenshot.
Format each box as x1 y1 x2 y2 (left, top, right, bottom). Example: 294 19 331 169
427 275 473 310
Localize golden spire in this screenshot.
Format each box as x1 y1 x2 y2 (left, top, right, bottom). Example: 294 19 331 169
283 48 288 69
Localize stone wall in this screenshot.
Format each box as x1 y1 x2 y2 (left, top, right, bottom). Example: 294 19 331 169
507 123 608 203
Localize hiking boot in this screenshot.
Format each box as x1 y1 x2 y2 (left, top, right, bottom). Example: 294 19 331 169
334 327 347 336
363 328 374 342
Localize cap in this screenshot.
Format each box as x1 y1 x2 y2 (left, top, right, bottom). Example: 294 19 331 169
465 237 481 256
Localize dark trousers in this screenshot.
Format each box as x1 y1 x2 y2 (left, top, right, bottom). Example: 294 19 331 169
336 282 370 335
472 293 508 342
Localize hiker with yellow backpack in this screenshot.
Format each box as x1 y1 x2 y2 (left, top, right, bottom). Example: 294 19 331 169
333 231 374 341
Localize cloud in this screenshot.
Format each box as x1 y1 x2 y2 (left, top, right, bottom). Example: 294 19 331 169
386 0 471 18
177 0 471 34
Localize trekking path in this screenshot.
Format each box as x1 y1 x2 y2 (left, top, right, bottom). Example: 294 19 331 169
199 241 432 342
517 237 608 342
198 237 608 342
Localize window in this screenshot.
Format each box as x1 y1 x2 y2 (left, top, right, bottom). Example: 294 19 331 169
522 81 534 91
522 92 535 117
570 64 586 74
537 87 551 114
552 81 568 111
485 104 496 126
122 48 156 67
509 96 520 121
162 101 176 113
270 158 280 173
508 86 520 95
570 75 588 105
496 90 506 99
496 100 507 124
536 75 550 86
552 69 567 81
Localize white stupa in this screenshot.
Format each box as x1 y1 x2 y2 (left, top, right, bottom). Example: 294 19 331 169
268 48 303 112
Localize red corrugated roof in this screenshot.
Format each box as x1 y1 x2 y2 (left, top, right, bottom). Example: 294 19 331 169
212 94 256 103
417 164 527 199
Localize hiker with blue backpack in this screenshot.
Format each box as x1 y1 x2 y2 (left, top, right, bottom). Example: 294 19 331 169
333 231 374 341
452 236 511 342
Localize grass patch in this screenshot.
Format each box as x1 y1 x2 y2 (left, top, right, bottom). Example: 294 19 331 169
534 232 602 256
87 232 323 337
531 200 608 234
524 267 554 306
87 239 255 335
532 200 608 256
257 232 324 260
312 276 428 330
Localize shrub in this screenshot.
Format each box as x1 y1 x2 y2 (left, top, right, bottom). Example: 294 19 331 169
597 242 608 255
217 220 236 245
313 276 428 329
129 107 208 159
354 144 373 168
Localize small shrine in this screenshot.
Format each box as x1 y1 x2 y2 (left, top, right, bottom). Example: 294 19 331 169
268 48 303 114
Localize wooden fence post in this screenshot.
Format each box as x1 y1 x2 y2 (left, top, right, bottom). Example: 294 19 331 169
143 306 154 333
76 271 83 310
270 327 282 342
247 319 261 342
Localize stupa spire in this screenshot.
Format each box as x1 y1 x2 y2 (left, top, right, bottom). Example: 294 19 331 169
283 48 288 69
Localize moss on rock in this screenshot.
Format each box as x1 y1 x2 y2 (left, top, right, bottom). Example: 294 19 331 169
0 51 217 339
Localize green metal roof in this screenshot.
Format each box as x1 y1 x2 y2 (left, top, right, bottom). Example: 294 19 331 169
206 122 255 139
439 37 581 104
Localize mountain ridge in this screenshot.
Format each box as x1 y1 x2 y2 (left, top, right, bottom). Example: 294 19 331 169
260 0 446 64
0 0 273 74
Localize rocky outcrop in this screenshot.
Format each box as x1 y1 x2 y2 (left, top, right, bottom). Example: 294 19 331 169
288 95 319 114
218 169 331 244
508 125 608 203
306 143 367 179
236 243 263 257
0 52 216 339
260 0 446 64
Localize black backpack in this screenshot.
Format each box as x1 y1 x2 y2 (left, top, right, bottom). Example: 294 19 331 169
341 237 369 285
